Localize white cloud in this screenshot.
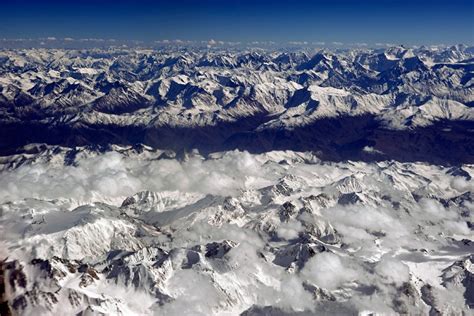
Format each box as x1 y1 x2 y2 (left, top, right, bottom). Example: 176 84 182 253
301 252 359 290
450 177 474 193
362 146 383 154
288 41 308 45
277 220 303 240
0 150 267 204
323 205 408 242
1 149 471 314
374 256 410 286
419 198 456 221
375 42 396 47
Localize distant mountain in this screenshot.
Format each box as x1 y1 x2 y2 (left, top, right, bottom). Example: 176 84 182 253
0 46 473 163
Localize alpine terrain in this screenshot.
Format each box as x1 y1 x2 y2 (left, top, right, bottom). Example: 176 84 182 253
0 45 473 315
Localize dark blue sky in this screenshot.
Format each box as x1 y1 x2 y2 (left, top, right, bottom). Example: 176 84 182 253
1 0 473 45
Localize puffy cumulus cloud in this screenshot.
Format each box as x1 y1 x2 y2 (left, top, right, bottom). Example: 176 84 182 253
158 223 315 312
322 205 408 246
374 256 410 286
153 236 315 314
276 220 303 240
226 239 264 272
464 201 474 212
443 220 471 235
154 269 223 316
221 239 315 312
300 252 359 290
0 240 7 261
0 151 268 205
1 149 472 314
275 275 315 311
418 198 456 221
450 177 474 193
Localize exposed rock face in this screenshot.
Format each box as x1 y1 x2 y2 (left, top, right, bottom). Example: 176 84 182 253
0 148 472 315
0 45 473 315
1 46 473 164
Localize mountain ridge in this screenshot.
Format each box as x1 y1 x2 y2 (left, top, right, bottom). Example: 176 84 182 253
1 45 473 163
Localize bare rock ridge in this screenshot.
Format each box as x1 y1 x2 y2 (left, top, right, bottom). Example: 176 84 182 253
1 149 473 314
1 45 473 163
0 45 473 315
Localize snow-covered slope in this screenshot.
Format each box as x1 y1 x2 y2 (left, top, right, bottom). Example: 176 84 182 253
0 148 473 315
0 46 473 164
1 45 473 315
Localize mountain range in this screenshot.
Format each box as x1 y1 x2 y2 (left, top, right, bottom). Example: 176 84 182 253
1 45 473 163
0 45 473 315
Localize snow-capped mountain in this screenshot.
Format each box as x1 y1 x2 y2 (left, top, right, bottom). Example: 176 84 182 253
0 46 473 163
0 45 473 315
0 148 472 315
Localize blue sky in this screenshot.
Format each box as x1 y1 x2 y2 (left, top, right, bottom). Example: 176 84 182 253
0 0 473 45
